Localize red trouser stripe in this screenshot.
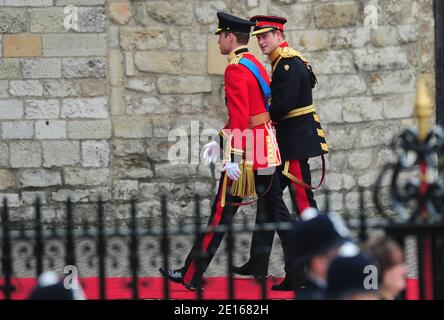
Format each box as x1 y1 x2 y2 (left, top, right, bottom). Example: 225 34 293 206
289 160 310 213
183 179 230 285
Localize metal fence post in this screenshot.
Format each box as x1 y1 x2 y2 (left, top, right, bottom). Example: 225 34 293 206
65 197 75 268
359 188 368 242
34 197 44 278
97 198 106 300
1 198 13 300
129 198 139 300
161 195 169 300
194 194 203 300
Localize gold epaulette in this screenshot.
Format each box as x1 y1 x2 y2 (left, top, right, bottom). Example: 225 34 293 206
229 54 242 65
280 47 310 65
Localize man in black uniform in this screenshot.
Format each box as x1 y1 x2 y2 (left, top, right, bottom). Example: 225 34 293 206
233 15 329 290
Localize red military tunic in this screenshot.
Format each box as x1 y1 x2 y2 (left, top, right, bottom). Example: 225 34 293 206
219 46 281 171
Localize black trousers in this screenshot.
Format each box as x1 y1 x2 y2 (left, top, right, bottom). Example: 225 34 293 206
247 159 318 276
180 169 294 286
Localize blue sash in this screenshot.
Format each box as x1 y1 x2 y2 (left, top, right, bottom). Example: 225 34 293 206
239 58 271 111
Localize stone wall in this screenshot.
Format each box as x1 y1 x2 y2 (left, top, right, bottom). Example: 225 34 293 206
0 0 436 227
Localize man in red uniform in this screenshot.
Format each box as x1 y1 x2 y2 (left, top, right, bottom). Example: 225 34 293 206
233 16 329 290
159 12 296 291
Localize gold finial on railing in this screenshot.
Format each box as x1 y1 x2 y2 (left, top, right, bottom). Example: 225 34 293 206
414 79 433 142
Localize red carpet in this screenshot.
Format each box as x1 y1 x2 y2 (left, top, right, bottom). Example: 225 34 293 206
0 277 419 300
0 277 294 300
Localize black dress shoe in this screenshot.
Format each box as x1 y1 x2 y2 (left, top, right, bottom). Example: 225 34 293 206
232 262 253 276
159 268 184 284
185 283 205 292
271 276 294 291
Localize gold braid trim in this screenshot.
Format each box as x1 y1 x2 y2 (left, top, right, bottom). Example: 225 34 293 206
280 47 310 65
270 46 311 73
229 55 242 65
221 173 228 208
230 162 256 198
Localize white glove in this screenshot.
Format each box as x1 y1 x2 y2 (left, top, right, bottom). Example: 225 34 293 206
201 141 220 164
222 162 241 181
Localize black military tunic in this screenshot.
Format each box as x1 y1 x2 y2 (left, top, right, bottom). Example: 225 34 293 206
269 42 328 161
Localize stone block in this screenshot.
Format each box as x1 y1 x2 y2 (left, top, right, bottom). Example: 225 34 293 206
22 58 62 79
67 120 111 139
77 7 106 33
269 3 312 30
81 140 110 168
0 170 15 191
112 180 138 200
42 80 80 98
3 34 42 58
61 98 108 119
9 80 43 97
0 100 23 119
19 169 62 188
382 93 415 119
0 80 7 98
2 121 34 140
4 0 52 5
134 51 205 75
55 0 104 4
314 2 359 29
157 76 212 94
110 87 125 115
43 34 106 57
0 8 27 33
120 27 167 50
354 47 408 72
36 120 66 139
30 8 65 33
110 2 131 25
145 1 193 26
10 142 42 168
113 117 153 138
25 99 59 119
0 59 21 79
64 168 109 186
79 79 108 97
62 58 106 79
43 141 80 167
22 191 47 205
109 50 124 87
343 97 384 123
369 70 416 95
0 143 9 167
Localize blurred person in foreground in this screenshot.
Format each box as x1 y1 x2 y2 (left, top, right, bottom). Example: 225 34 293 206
292 208 351 300
362 237 407 300
326 243 380 300
28 271 86 300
